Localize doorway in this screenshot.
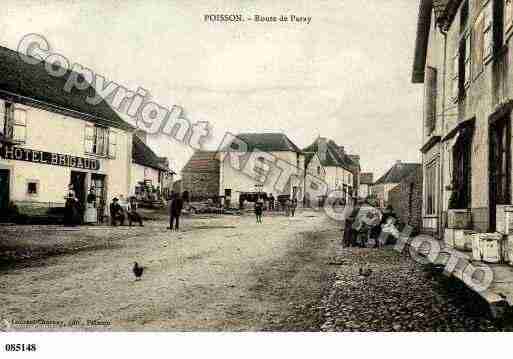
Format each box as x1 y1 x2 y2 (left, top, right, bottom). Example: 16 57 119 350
489 116 511 231
0 169 10 216
70 171 86 214
91 174 106 223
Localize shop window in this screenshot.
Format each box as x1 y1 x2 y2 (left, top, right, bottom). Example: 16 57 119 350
26 181 39 196
425 161 438 216
85 124 116 157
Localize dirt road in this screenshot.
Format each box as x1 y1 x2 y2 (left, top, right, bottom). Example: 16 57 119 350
0 211 339 331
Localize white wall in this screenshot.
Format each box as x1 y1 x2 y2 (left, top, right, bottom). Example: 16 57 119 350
219 150 305 203
0 100 132 207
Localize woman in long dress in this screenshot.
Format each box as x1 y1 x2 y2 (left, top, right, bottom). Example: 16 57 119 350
84 188 97 224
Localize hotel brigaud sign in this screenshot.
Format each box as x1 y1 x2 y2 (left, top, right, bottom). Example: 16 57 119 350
0 143 101 171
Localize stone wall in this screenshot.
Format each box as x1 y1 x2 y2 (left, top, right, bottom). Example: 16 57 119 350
182 170 219 201
388 167 423 231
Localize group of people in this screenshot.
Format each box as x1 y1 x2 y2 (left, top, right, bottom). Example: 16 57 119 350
343 202 399 248
109 195 144 227
253 196 298 223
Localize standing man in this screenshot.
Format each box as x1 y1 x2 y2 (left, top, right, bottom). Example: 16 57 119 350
168 192 184 231
290 198 298 217
268 193 275 211
254 196 264 223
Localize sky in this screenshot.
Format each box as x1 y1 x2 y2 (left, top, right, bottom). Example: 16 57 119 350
0 0 424 179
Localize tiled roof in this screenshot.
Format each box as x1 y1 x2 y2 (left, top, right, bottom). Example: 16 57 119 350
374 162 421 185
229 133 303 153
0 45 133 131
360 172 374 185
132 135 172 172
182 151 220 173
303 138 356 171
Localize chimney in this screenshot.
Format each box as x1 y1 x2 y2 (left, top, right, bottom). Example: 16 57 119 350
318 137 327 162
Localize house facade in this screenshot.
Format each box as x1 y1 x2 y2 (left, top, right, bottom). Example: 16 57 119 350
0 45 133 220
219 133 305 206
303 152 327 207
131 134 174 200
413 0 513 235
359 172 374 199
304 137 358 204
372 161 421 209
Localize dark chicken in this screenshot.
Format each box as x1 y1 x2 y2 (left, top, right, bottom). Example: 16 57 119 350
133 262 144 280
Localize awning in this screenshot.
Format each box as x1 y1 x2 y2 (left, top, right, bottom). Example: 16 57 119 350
442 117 475 142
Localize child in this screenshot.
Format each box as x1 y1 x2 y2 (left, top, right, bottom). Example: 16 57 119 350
255 198 264 223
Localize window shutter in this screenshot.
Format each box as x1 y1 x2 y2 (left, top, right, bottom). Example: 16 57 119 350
483 2 493 61
451 53 459 102
0 102 5 136
424 67 437 134
85 124 94 153
108 130 117 158
506 0 513 37
13 108 27 142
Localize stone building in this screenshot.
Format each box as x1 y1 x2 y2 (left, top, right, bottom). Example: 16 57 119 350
372 161 421 209
388 165 423 231
303 151 327 207
412 0 513 235
181 151 220 201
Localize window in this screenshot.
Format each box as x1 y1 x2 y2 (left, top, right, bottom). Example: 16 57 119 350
26 181 39 196
85 124 116 157
424 67 437 134
425 161 438 216
317 166 321 175
491 118 511 204
2 102 26 143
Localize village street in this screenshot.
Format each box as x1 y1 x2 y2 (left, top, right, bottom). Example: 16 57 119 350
0 211 339 331
1 210 510 332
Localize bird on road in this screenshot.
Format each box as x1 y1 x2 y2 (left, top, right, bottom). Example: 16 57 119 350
133 262 144 281
359 266 372 277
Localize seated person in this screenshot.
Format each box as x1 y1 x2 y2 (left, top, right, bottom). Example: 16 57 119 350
109 198 125 226
128 197 144 227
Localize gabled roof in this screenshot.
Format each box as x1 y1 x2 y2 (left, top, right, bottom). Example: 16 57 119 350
132 135 173 172
360 172 374 185
0 45 133 131
303 138 356 171
230 133 303 153
182 151 220 173
374 162 421 185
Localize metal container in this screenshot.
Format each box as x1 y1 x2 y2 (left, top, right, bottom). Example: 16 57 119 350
454 230 476 251
496 205 513 234
447 209 472 229
444 228 455 248
479 233 504 264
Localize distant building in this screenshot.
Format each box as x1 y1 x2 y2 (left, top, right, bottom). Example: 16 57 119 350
219 133 305 207
181 150 220 201
359 172 374 199
303 151 327 207
372 161 421 208
131 134 175 200
303 137 359 204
